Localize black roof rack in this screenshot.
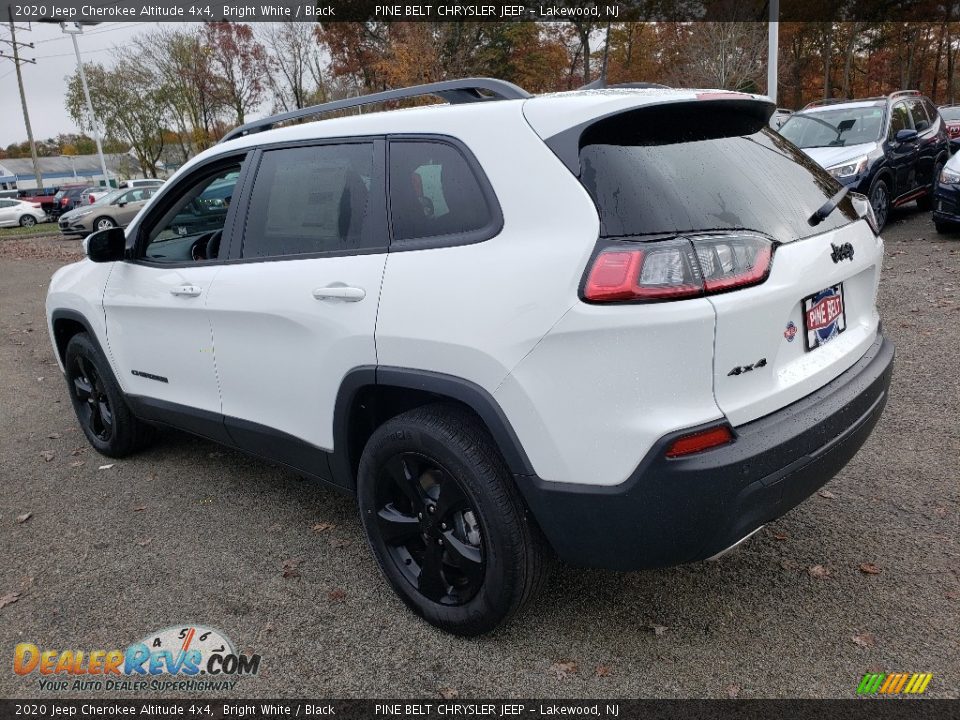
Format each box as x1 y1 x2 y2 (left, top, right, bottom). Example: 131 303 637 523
219 77 531 143
801 90 921 111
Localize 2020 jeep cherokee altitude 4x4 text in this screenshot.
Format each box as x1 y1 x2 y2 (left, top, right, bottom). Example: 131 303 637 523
46 79 895 636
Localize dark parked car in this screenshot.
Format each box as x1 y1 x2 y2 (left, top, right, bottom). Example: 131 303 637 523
779 90 949 230
938 104 960 153
52 185 97 217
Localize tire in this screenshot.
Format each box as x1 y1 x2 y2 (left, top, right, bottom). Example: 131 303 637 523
19 214 36 227
916 159 944 211
357 404 552 636
93 216 115 231
64 333 155 457
869 178 891 231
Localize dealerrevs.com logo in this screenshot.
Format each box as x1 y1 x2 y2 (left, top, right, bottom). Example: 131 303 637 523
14 625 261 693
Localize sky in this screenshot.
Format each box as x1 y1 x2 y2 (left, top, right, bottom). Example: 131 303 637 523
0 21 159 146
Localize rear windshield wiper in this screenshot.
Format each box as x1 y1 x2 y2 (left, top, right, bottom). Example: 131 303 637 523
808 185 849 226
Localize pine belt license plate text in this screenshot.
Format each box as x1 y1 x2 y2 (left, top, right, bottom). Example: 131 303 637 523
803 283 846 350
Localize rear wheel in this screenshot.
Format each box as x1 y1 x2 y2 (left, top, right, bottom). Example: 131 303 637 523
357 404 551 636
869 178 891 231
19 214 36 227
65 333 154 457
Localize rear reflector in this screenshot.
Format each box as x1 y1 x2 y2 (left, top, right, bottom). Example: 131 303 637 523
665 425 734 458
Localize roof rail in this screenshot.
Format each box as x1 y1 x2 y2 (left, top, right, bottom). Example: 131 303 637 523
219 77 531 143
579 78 670 90
889 89 921 98
801 97 854 110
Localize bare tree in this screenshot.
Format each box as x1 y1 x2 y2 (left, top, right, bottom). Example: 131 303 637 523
676 23 767 91
258 22 327 112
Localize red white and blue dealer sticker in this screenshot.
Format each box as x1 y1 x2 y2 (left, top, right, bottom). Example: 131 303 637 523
803 283 846 350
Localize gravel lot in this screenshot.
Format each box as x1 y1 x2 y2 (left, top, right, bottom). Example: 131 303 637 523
0 207 957 700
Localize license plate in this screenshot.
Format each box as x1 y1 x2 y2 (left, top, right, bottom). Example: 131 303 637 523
803 283 846 350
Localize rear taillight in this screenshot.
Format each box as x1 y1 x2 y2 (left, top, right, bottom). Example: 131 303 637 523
665 424 735 458
89 195 95 204
29 202 41 209
583 233 774 303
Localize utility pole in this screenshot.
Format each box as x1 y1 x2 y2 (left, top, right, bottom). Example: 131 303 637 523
2 9 43 189
61 22 110 188
767 0 779 106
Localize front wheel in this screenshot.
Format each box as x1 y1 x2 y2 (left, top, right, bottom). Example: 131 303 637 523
93 216 116 231
19 214 36 227
357 404 551 636
64 333 154 457
935 219 957 234
869 178 891 231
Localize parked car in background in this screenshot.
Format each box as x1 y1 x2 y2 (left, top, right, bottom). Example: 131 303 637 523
0 198 47 227
768 108 793 129
930 150 960 233
87 187 111 205
778 90 949 230
52 185 98 217
17 187 59 216
119 178 164 190
58 186 159 236
938 104 960 152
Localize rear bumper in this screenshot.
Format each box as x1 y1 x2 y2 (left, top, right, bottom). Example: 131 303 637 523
517 333 894 571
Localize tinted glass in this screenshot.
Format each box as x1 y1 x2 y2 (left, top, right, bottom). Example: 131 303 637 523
890 102 912 135
389 141 492 241
144 164 241 263
779 105 884 147
906 98 929 128
579 112 857 241
0 200 13 208
243 143 375 258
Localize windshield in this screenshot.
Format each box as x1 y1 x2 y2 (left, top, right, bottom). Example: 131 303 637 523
578 107 857 241
779 105 885 148
96 189 127 205
939 106 960 121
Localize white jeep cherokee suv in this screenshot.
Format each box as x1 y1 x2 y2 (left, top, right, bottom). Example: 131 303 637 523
46 79 895 636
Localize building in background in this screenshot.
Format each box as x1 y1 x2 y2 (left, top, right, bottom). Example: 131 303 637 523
0 153 147 190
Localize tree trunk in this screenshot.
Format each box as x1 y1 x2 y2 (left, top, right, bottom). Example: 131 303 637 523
841 23 861 99
822 23 833 99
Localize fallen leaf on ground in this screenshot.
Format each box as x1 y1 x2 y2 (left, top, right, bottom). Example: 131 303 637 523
808 565 831 579
69 460 84 468
0 592 20 609
264 622 274 633
311 522 335 533
146 472 158 482
770 530 789 541
136 538 152 547
132 506 147 512
47 433 60 439
98 464 114 471
328 589 347 602
70 447 85 456
548 661 578 679
649 624 668 636
852 632 876 648
859 563 882 575
933 507 948 518
16 513 32 524
439 688 459 699
817 489 836 499
39 451 55 462
329 538 351 548
725 684 741 698
945 590 959 600
594 664 613 678
780 559 798 570
281 559 300 579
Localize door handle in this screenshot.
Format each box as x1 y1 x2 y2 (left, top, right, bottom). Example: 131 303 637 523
312 286 365 302
170 285 202 297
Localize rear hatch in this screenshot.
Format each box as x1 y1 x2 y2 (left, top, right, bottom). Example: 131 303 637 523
542 96 883 426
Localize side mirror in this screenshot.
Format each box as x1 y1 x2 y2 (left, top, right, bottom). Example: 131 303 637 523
895 128 919 143
117 202 127 208
84 227 126 263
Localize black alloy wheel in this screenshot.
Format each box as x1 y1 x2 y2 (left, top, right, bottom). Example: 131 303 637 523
69 354 114 442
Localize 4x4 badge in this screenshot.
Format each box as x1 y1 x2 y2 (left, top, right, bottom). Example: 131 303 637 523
831 242 855 263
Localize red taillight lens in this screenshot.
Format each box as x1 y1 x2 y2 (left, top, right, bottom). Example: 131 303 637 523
583 233 774 303
665 425 734 458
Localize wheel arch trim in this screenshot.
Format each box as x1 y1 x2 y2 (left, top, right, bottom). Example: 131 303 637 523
332 366 537 488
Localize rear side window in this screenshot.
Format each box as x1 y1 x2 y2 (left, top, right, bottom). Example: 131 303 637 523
578 103 858 241
906 98 930 129
389 140 499 246
243 143 376 259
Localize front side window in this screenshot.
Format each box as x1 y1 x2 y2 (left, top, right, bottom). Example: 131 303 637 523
389 140 495 243
242 143 376 259
890 102 912 137
906 98 930 129
142 163 242 263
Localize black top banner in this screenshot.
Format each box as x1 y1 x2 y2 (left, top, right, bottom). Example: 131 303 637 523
1 0 956 24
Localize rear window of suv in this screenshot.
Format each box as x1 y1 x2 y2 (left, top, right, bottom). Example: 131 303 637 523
579 103 859 241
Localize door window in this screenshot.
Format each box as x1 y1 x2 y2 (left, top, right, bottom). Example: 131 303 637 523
242 143 377 259
388 140 495 243
141 163 242 263
889 102 913 137
906 98 930 131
